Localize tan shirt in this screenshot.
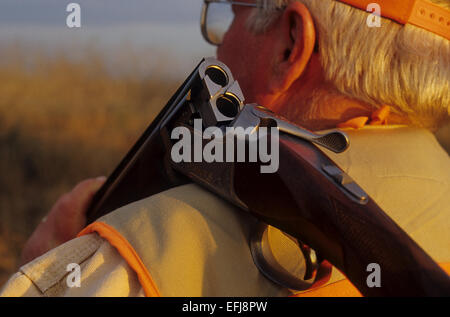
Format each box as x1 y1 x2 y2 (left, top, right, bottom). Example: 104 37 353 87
1 125 449 297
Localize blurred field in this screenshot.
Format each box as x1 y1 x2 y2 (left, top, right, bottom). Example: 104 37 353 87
0 48 449 287
0 47 179 286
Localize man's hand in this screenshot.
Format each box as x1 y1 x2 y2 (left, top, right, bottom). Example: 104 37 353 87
20 177 106 265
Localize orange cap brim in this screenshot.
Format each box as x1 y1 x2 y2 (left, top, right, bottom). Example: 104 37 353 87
339 0 450 41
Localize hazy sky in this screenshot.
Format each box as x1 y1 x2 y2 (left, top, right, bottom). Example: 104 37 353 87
0 0 201 26
0 0 216 76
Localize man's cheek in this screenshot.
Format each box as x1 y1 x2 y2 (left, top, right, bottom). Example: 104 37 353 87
217 45 244 79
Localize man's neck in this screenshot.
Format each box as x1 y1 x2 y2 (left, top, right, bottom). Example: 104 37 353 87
274 86 376 131
270 56 410 131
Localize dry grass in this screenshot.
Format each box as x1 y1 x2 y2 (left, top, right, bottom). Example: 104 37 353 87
0 47 449 287
0 48 179 285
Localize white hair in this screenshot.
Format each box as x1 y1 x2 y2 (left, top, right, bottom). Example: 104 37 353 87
248 0 450 129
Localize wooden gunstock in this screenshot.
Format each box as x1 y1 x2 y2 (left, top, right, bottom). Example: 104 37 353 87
234 134 450 296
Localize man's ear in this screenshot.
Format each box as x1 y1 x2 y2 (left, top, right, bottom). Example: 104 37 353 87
270 2 316 94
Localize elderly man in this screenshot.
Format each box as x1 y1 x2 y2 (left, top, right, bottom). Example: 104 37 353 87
1 0 449 296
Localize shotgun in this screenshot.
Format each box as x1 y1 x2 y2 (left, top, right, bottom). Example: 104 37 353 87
85 57 450 296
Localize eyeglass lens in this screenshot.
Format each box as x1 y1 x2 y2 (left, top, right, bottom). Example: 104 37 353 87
205 2 235 45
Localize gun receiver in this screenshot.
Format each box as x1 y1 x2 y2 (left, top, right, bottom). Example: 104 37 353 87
86 57 450 296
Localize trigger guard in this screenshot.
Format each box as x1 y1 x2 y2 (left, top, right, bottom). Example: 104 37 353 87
249 222 331 292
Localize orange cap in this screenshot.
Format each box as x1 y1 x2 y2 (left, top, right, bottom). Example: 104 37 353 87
338 0 450 41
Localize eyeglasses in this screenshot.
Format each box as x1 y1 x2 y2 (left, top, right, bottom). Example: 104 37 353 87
201 0 261 46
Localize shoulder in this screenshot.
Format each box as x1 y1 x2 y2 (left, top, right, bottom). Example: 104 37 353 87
0 233 144 297
90 184 286 296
